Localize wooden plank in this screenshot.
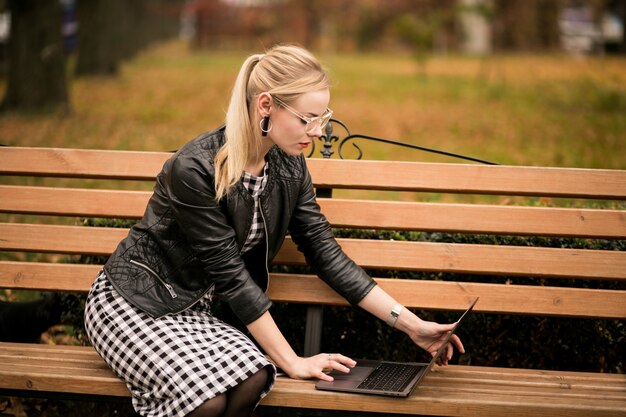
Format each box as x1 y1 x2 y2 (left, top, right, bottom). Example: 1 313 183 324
1 342 624 394
0 147 170 180
266 274 626 319
3 186 625 239
0 342 107 361
319 199 626 239
2 224 625 280
2 262 625 318
260 366 626 417
0 185 150 219
0 365 131 397
0 355 116 373
4 363 626 417
0 223 127 255
3 147 626 199
276 238 626 280
0 342 623 417
307 159 626 199
0 262 100 292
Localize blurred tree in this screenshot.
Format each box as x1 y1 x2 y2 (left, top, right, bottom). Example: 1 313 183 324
1 0 69 112
75 0 132 76
291 0 322 49
356 5 379 51
390 2 457 76
76 0 146 75
492 0 566 51
393 13 435 75
76 0 179 76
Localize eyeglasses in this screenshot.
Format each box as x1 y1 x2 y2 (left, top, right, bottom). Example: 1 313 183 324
272 96 333 135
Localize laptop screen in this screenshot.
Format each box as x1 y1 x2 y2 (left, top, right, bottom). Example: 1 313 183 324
427 297 479 368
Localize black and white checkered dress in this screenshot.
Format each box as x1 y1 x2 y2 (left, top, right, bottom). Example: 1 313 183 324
240 164 268 254
84 165 274 417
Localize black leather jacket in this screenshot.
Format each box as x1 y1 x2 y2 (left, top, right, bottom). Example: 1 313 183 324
104 126 376 325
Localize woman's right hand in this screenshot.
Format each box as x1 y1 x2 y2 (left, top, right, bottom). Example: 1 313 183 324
286 353 356 382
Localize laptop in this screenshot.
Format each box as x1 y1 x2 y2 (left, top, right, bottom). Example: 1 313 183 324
315 297 478 397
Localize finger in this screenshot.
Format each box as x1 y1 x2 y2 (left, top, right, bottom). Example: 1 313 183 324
327 354 353 374
320 354 333 372
330 353 356 368
316 370 334 382
450 334 465 354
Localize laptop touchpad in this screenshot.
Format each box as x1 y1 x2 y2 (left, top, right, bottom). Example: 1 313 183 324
324 365 375 388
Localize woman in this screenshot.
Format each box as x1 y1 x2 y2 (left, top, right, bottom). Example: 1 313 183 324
84 44 464 417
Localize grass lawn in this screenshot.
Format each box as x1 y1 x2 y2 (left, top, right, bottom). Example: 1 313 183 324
0 40 624 169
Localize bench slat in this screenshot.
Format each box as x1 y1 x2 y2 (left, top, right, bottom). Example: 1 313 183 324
2 342 623 390
277 238 626 280
0 261 99 292
0 342 105 361
3 186 625 239
306 159 626 199
263 371 626 417
0 223 127 255
0 185 150 219
3 147 626 199
0 356 115 373
2 223 624 280
1 343 624 417
0 147 168 180
2 262 625 318
267 274 626 319
321 198 626 239
0 365 131 397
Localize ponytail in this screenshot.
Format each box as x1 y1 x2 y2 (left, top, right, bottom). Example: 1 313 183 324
214 45 329 201
214 54 263 201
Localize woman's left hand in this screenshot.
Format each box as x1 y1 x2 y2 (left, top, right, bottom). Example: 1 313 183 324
356 286 466 366
408 319 464 365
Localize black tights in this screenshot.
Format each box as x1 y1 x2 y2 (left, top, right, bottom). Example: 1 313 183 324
186 366 270 417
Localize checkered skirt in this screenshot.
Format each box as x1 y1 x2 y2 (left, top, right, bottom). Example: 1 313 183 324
84 271 275 417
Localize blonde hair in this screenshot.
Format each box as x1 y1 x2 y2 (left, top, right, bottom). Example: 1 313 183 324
214 44 329 201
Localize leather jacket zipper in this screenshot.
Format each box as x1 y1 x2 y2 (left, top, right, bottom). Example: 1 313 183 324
130 259 178 299
166 284 214 317
258 199 270 293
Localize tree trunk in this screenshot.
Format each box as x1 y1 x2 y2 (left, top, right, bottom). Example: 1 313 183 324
75 0 170 77
2 0 69 112
75 0 122 76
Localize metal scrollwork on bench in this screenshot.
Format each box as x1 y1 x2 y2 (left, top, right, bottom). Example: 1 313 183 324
307 119 497 165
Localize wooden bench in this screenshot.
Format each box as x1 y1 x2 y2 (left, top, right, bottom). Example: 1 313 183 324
1 145 625 417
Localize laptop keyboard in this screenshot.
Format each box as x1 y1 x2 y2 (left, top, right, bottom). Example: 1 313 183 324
357 362 422 392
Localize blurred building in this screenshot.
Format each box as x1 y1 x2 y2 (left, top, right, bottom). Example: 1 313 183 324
559 2 624 54
459 0 492 55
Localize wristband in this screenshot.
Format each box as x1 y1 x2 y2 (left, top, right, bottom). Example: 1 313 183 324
386 304 403 328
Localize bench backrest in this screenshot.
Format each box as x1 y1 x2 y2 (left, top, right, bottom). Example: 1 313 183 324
1 146 625 320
